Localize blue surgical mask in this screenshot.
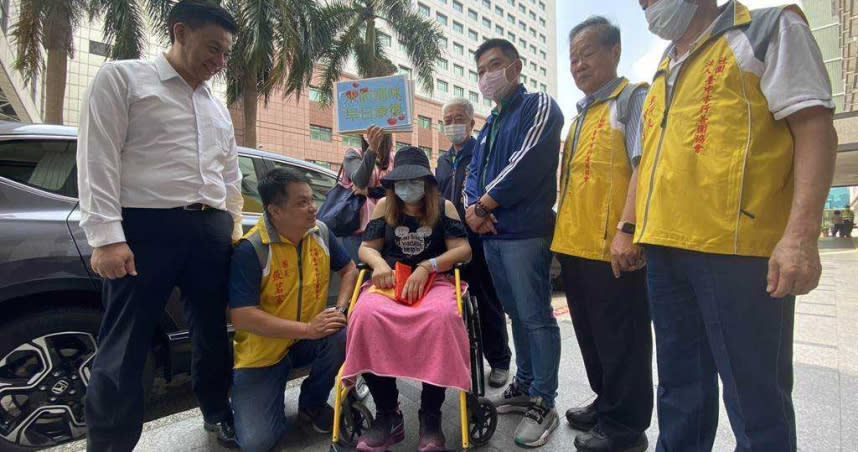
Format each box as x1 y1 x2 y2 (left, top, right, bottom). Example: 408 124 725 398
395 180 425 203
645 0 698 41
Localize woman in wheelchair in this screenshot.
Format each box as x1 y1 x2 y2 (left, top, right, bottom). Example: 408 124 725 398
341 146 473 452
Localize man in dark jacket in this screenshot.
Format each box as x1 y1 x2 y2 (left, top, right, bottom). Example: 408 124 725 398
436 97 512 389
465 39 564 448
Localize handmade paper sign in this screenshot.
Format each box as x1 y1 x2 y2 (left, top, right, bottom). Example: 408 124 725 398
335 74 414 134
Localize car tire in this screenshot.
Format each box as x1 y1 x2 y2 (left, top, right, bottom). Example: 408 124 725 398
0 307 155 450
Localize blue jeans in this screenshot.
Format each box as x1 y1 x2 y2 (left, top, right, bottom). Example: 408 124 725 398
646 246 796 452
231 329 346 452
483 237 560 406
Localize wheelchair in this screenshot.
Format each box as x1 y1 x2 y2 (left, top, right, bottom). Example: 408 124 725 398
330 263 498 451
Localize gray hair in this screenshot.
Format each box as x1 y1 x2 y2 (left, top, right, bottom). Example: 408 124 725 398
569 16 620 48
442 97 474 119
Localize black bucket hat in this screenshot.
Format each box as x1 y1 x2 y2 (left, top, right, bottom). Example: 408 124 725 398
380 146 437 189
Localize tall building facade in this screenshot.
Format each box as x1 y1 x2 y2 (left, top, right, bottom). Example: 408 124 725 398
0 0 558 169
804 0 844 111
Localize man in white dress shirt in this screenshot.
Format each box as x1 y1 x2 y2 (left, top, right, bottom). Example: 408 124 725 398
77 1 241 449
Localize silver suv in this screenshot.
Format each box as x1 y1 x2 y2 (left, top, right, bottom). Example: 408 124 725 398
0 120 338 449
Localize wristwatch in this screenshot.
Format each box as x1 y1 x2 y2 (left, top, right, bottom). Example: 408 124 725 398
334 305 348 315
474 201 490 218
617 221 636 235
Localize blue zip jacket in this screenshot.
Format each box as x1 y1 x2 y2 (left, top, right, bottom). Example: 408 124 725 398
464 85 564 240
436 136 476 221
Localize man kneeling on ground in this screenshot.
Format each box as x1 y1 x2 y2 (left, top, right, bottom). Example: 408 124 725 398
228 167 357 452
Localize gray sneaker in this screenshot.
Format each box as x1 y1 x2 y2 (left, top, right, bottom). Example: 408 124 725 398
514 397 559 448
490 381 532 414
488 368 510 388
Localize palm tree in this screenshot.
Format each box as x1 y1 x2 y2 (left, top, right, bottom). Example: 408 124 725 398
315 0 444 105
224 0 329 148
12 0 93 124
87 0 174 60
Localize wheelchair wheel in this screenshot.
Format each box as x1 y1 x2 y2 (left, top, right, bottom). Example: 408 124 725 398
468 396 497 447
338 400 373 447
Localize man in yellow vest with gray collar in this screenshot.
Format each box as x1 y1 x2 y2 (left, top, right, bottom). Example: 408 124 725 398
636 0 837 450
227 167 357 452
551 16 652 452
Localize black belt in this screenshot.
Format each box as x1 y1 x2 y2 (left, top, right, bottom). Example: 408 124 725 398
180 203 216 211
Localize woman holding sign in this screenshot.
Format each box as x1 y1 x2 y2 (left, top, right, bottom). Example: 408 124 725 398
341 147 472 452
339 125 395 262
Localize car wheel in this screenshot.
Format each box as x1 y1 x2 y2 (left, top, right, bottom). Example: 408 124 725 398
0 308 154 450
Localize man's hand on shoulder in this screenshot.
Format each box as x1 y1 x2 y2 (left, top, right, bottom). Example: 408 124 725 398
91 242 137 279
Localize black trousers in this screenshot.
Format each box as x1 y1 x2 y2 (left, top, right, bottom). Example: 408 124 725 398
363 373 446 415
464 236 512 370
85 208 234 452
558 254 653 443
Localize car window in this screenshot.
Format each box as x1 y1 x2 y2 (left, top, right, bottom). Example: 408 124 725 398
239 155 263 214
272 161 336 208
0 139 78 197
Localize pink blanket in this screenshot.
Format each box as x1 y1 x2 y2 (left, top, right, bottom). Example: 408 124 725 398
342 277 471 391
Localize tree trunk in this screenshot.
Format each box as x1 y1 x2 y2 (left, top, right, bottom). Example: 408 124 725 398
43 46 68 124
243 72 258 149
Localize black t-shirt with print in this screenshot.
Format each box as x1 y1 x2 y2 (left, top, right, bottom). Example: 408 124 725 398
362 201 467 267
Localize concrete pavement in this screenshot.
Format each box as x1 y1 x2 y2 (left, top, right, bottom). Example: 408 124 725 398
47 238 858 451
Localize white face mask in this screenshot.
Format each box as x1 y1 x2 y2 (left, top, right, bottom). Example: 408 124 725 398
479 62 516 102
443 123 469 145
645 0 698 41
395 180 425 203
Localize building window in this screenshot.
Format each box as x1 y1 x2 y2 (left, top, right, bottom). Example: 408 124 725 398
453 0 463 12
378 32 392 47
507 0 514 5
454 85 464 97
438 36 447 48
518 4 526 13
540 67 547 77
529 11 536 21
539 1 545 11
418 115 433 129
521 74 527 84
495 24 504 35
482 17 491 29
469 91 479 103
310 125 332 142
418 3 430 17
437 58 448 70
484 97 493 107
507 13 515 24
342 135 362 148
419 146 433 158
519 38 526 48
530 44 537 55
398 65 412 77
495 6 503 16
468 48 476 60
89 40 111 57
519 20 526 31
482 0 491 7
540 83 547 92
454 43 464 55
396 141 411 150
437 79 449 92
469 70 478 82
309 86 322 102
453 21 463 34
454 64 464 77
539 17 546 27
468 29 478 41
508 31 515 41
540 50 546 60
468 9 478 21
530 27 537 37
436 12 447 25
530 62 537 72
539 33 546 44
530 79 537 89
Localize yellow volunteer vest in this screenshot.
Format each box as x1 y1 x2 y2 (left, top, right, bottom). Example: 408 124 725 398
233 216 332 369
635 1 802 257
552 80 633 262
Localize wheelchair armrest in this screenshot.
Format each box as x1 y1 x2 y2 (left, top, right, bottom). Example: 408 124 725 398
453 262 467 270
356 262 372 271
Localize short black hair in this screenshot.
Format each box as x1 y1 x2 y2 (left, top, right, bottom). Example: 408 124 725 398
259 167 311 208
474 39 519 64
168 0 238 43
569 16 621 49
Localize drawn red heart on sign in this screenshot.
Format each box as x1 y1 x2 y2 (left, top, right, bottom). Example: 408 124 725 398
387 118 398 125
360 87 369 93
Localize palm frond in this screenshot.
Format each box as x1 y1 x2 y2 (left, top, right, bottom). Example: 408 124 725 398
384 7 442 94
317 15 365 105
11 0 48 82
146 0 177 45
90 0 147 59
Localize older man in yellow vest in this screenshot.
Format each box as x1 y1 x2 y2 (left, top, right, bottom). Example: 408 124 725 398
551 16 652 452
636 1 837 450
